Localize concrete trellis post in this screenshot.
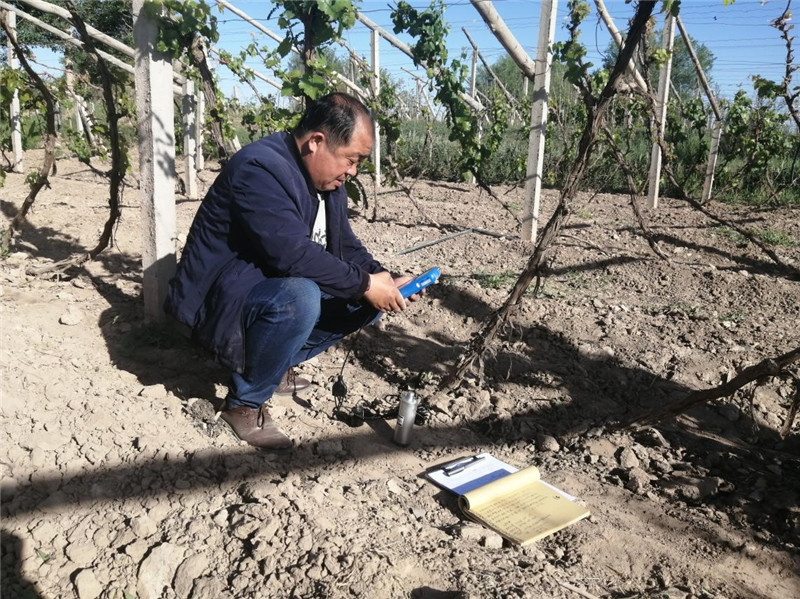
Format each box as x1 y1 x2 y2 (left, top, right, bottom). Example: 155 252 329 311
196 90 205 171
5 10 23 173
133 0 176 323
370 28 381 185
675 16 724 204
469 43 478 98
182 79 198 199
647 14 675 209
522 0 558 243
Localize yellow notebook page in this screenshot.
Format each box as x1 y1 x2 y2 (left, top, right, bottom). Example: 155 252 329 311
459 466 589 545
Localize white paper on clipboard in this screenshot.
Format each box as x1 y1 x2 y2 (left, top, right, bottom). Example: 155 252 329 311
426 452 518 496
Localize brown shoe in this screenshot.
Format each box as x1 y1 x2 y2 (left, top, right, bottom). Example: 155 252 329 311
274 368 311 396
220 405 293 449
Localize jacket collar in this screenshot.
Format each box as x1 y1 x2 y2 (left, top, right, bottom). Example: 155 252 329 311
282 131 329 200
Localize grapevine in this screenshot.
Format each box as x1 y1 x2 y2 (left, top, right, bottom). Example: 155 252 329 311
391 0 511 182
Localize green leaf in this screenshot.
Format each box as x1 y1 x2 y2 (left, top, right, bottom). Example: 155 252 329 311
277 36 293 58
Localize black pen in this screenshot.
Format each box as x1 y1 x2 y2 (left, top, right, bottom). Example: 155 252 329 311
443 455 485 476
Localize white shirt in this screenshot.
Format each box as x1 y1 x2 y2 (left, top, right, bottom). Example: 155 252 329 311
311 193 327 247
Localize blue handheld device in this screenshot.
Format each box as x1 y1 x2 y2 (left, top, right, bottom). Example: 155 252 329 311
399 267 441 299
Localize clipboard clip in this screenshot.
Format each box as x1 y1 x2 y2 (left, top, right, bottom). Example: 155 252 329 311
442 455 485 476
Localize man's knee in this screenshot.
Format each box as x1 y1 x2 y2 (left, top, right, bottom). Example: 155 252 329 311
244 277 322 330
283 277 322 326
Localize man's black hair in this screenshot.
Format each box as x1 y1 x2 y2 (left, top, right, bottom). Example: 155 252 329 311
293 93 374 149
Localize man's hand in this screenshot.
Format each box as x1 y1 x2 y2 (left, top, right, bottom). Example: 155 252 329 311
364 271 405 312
393 274 424 302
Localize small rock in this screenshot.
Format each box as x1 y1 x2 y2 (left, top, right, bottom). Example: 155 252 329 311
717 404 740 422
426 392 452 413
130 515 157 538
481 532 504 549
456 524 485 541
124 540 149 562
30 448 46 468
65 541 98 567
137 543 185 599
386 479 405 496
637 428 670 448
661 587 690 599
175 554 210 599
697 476 724 498
536 434 560 453
6 251 30 263
190 577 230 599
212 509 228 527
138 384 168 399
585 438 617 459
73 569 102 599
59 306 84 326
625 467 651 494
617 447 640 469
21 431 70 452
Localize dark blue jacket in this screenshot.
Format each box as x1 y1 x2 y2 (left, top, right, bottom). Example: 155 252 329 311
165 132 384 372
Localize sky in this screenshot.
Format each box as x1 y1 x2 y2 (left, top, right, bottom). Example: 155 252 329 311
208 0 792 105
6 0 793 106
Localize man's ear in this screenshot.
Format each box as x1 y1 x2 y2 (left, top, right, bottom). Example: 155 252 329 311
306 131 326 154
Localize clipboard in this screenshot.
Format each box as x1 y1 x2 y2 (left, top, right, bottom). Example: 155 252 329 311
425 452 517 496
425 452 589 545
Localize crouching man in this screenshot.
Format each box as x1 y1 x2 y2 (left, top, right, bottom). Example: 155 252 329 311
165 93 414 449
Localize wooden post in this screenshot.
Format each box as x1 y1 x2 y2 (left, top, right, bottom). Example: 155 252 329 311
133 0 176 323
522 0 557 243
647 14 675 209
370 28 381 186
5 10 23 173
182 79 198 199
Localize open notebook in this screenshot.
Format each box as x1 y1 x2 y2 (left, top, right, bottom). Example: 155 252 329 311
427 453 590 545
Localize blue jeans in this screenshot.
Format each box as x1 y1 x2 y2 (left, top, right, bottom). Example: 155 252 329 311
227 277 380 409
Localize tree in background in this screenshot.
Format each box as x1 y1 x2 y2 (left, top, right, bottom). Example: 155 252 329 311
1 0 132 77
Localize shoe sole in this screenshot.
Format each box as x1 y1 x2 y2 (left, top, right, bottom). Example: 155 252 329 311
273 385 312 397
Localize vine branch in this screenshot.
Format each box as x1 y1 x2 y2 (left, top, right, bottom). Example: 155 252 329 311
0 13 57 255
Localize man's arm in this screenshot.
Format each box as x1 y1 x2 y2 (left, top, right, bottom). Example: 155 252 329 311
230 159 368 298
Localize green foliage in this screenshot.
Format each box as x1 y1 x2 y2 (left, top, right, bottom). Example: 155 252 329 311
714 226 795 247
219 1 364 137
276 0 358 52
63 127 94 165
552 0 595 95
752 76 785 100
755 229 796 247
715 90 797 203
392 0 511 179
272 0 360 101
472 271 516 289
154 0 219 57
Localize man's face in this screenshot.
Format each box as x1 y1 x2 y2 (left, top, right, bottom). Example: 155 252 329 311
300 118 373 192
